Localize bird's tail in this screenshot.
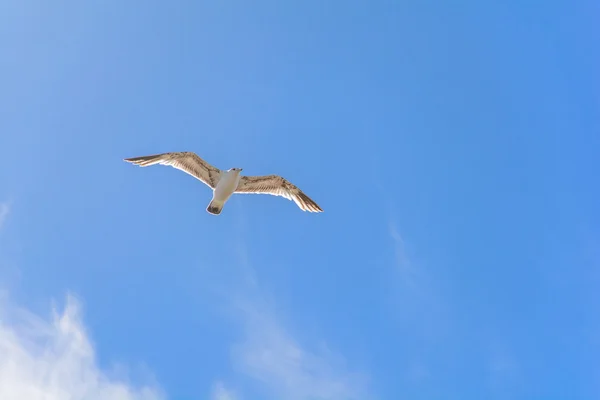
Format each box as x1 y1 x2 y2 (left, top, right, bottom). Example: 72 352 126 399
206 199 224 215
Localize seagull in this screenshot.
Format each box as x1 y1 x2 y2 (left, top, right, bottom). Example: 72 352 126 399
123 151 323 215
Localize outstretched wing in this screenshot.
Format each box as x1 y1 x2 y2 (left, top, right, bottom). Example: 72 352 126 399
124 151 222 189
235 175 323 212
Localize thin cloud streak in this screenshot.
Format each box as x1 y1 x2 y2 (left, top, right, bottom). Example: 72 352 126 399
386 218 456 386
0 203 9 230
211 381 238 400
0 293 164 400
232 302 368 400
225 246 370 400
389 221 417 288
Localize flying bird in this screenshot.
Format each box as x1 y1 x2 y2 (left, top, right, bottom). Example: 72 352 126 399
123 151 323 215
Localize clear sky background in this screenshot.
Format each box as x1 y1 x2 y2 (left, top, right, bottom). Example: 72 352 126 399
1 1 598 399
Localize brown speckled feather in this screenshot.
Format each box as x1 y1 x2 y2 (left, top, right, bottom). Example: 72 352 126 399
123 151 221 189
235 175 323 213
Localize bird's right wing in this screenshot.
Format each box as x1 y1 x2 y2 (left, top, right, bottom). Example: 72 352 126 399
235 174 323 212
124 151 221 189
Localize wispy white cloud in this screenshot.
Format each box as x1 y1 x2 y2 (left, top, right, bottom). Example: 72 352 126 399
0 292 165 400
389 221 417 288
387 219 455 386
225 257 369 400
232 304 367 400
0 202 9 230
387 220 439 314
211 381 238 400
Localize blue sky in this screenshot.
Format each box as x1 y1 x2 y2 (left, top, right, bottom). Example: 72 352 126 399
0 0 598 399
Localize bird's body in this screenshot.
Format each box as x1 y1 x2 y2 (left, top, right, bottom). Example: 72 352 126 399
123 151 323 215
207 168 242 214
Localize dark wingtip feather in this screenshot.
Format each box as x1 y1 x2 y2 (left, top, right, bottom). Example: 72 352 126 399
123 154 163 166
297 191 323 213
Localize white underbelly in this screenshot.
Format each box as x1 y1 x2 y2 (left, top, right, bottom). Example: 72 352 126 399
213 173 240 202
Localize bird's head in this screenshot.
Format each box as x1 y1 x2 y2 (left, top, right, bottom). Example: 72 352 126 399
230 167 243 173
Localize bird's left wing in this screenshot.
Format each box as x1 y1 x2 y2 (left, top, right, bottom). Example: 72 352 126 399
235 175 323 212
123 151 221 189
